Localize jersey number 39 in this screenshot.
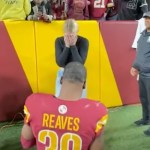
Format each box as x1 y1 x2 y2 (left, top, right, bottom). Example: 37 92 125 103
38 130 82 150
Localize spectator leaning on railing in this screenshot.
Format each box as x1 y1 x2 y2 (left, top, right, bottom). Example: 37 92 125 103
88 0 114 20
51 0 67 20
67 0 90 20
27 0 53 22
0 0 31 20
117 0 148 20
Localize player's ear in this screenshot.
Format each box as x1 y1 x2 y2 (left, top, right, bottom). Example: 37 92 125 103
83 81 86 89
60 77 63 85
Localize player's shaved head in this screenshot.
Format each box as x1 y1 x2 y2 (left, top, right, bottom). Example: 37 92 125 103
63 62 86 83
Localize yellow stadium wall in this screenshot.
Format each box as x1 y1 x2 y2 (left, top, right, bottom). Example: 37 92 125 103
0 20 127 121
34 21 123 107
35 21 101 102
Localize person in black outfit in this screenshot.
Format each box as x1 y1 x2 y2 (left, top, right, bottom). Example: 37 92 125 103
55 20 89 67
146 0 150 10
106 0 120 20
55 19 89 97
130 12 150 129
117 0 148 20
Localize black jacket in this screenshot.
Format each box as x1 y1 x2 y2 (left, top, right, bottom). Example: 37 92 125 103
55 36 89 67
133 30 150 76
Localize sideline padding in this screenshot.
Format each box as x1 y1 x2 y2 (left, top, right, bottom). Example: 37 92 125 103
5 21 37 93
100 22 139 105
35 21 100 100
99 30 123 107
0 20 140 122
0 21 34 121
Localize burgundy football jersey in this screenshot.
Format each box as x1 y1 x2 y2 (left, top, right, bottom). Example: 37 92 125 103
89 0 113 19
52 0 67 20
67 0 89 20
24 94 108 150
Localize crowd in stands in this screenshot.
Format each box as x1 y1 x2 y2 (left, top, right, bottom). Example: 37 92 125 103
0 0 149 21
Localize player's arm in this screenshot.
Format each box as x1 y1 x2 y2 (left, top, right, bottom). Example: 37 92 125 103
70 38 89 64
90 131 104 150
21 102 36 149
21 124 36 149
55 37 70 67
90 108 108 150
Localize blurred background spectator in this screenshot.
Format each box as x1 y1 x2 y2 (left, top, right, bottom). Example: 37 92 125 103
67 0 90 20
27 0 53 22
117 0 148 20
0 0 31 20
88 0 114 20
106 0 119 20
51 0 67 20
147 0 150 10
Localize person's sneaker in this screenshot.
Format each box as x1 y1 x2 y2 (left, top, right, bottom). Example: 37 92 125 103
134 119 150 126
144 129 150 136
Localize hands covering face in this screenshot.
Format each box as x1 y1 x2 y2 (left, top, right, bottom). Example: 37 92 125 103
64 33 77 47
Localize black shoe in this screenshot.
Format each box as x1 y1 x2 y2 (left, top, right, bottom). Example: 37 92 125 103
144 129 150 136
134 119 150 126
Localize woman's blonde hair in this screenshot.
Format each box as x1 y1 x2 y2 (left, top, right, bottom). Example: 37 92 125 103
63 19 79 33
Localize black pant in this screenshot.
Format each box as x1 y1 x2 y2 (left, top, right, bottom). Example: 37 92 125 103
139 76 150 121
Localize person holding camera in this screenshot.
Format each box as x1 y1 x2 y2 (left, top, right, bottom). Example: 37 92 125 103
27 0 53 22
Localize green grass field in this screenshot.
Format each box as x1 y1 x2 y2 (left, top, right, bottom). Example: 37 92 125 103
0 105 150 150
